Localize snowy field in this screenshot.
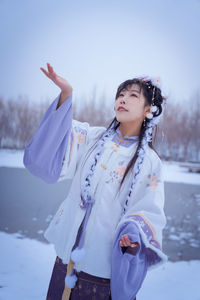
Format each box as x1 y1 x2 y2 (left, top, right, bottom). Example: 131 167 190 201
0 148 200 185
0 231 199 300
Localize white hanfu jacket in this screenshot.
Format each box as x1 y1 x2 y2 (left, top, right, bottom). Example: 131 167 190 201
41 93 168 279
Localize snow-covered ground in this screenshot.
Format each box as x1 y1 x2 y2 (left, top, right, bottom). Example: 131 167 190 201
0 231 199 300
0 148 200 185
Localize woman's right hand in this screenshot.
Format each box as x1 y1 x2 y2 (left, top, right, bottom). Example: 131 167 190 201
40 63 73 96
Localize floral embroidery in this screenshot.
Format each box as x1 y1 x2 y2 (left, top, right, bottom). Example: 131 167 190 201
67 126 87 167
138 172 160 190
116 165 127 177
73 126 87 150
146 172 161 190
100 164 107 170
114 143 120 148
105 160 127 184
111 146 117 152
77 132 85 144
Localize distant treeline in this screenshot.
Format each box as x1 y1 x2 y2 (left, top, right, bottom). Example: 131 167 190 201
0 88 200 162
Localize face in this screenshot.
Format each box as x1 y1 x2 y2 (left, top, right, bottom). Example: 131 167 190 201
114 83 151 124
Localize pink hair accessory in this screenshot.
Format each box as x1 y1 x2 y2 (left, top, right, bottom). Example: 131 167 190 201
138 75 161 88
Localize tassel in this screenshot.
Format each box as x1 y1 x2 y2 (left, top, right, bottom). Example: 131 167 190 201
71 246 86 262
65 272 78 288
61 258 77 299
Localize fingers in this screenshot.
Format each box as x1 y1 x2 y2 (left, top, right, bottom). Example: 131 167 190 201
119 235 138 247
40 67 50 78
47 62 54 74
121 235 130 247
40 63 55 78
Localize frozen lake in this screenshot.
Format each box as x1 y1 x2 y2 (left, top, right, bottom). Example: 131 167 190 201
0 149 200 261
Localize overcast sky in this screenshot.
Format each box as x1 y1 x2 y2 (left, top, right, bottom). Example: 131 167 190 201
1 0 200 106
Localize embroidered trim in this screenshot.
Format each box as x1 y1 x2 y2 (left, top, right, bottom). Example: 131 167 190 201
127 213 162 250
68 130 75 167
111 127 139 148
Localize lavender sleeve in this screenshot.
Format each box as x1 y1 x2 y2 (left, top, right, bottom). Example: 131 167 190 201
111 221 149 300
23 92 73 184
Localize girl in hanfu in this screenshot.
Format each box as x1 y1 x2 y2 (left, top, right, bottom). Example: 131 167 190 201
23 63 168 300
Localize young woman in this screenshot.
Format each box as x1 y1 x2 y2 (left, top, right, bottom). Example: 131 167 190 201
23 63 168 300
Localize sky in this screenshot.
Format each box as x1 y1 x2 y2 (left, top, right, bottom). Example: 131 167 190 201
1 0 200 106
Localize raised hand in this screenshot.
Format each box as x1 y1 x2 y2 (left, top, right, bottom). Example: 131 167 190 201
40 63 73 96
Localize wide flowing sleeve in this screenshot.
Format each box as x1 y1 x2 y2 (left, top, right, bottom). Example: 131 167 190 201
111 221 149 300
115 150 168 271
23 91 106 184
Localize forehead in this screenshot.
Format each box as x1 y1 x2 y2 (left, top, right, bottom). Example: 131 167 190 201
121 83 141 93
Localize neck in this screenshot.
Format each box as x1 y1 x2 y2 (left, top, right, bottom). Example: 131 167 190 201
118 121 142 137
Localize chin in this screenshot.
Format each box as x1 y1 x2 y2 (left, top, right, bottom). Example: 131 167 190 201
115 115 128 123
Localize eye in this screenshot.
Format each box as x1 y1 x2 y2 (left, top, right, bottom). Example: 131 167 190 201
119 93 124 96
131 94 138 97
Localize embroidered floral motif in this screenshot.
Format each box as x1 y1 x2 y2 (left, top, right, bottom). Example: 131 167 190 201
111 146 117 152
138 172 160 190
100 163 107 170
77 132 86 144
105 160 127 184
67 126 87 166
146 172 161 190
73 126 87 150
114 143 120 148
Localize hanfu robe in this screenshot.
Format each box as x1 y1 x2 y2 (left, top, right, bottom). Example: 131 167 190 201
23 92 168 299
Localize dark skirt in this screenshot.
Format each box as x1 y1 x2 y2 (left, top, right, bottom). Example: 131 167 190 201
46 255 136 300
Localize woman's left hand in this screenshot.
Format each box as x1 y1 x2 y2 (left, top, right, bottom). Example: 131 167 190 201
119 234 139 248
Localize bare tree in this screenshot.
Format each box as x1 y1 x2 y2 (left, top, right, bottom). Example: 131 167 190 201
0 86 199 163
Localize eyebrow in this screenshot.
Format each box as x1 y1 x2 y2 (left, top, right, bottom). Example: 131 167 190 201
121 89 140 94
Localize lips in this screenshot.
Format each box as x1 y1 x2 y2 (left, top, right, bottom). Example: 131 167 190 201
118 106 128 111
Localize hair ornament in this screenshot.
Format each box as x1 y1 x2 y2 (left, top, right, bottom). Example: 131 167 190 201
146 112 153 119
150 105 158 113
139 75 161 89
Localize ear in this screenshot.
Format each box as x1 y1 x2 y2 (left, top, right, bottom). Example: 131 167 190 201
144 104 151 117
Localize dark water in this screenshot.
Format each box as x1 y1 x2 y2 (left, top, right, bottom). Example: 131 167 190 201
0 167 200 262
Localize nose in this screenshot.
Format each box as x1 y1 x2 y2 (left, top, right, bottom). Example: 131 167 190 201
120 98 126 104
